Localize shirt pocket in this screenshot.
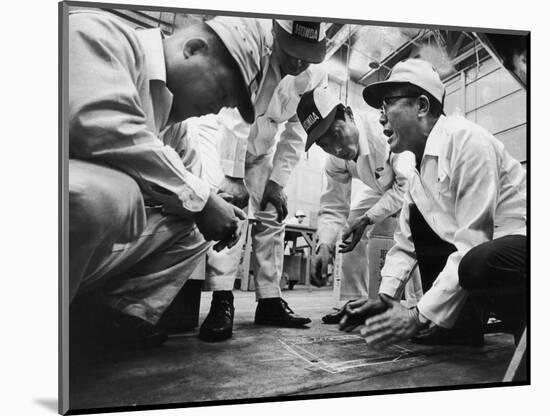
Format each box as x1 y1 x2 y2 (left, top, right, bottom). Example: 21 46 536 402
266 76 303 123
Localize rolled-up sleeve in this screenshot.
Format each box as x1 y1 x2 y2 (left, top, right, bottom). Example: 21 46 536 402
317 157 352 247
417 135 498 328
69 15 210 217
366 151 415 223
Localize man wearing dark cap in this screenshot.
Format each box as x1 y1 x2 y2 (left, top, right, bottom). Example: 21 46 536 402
296 87 418 322
68 11 263 346
340 58 527 348
162 18 329 342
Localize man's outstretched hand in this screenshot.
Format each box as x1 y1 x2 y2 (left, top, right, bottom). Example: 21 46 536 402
338 296 390 332
339 214 371 253
260 180 288 223
217 176 249 209
196 191 247 251
360 295 424 349
310 244 333 287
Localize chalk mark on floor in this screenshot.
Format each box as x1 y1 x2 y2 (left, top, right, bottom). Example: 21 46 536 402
278 335 418 374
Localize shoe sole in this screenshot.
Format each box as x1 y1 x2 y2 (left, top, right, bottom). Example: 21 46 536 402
198 329 233 342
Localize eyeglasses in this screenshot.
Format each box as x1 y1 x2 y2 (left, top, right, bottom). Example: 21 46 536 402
380 95 419 115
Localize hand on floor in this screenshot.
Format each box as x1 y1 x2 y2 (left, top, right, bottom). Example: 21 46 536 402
360 295 422 349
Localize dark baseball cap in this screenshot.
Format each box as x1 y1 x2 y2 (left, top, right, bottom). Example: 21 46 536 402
297 88 342 151
273 20 328 64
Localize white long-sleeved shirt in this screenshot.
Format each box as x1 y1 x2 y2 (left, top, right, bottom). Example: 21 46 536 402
69 11 211 217
378 115 527 328
217 20 328 187
317 113 415 246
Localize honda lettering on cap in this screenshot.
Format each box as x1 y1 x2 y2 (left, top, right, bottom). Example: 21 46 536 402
292 21 321 42
302 112 320 132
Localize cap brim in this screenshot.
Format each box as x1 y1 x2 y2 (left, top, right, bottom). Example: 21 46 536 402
274 23 327 64
362 81 396 109
363 81 447 115
304 106 338 151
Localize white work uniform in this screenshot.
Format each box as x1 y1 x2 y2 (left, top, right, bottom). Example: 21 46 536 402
316 112 419 301
379 115 526 328
69 11 211 324
163 20 327 299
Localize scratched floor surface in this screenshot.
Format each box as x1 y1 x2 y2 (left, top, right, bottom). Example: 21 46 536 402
69 287 518 411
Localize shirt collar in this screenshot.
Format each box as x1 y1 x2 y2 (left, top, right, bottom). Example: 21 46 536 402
136 28 173 132
423 115 448 157
268 50 282 82
355 114 371 158
136 28 167 83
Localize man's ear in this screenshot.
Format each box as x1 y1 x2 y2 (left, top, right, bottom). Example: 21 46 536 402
182 37 209 58
417 95 430 117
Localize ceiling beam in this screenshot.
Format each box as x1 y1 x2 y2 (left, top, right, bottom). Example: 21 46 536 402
358 29 429 84
325 24 361 60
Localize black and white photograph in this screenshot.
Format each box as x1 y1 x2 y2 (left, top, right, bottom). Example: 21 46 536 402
58 0 530 414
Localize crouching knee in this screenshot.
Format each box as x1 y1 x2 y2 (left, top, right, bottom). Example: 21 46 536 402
69 160 146 244
458 244 491 290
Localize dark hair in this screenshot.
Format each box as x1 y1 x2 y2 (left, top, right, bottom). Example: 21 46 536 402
401 84 444 117
334 103 349 121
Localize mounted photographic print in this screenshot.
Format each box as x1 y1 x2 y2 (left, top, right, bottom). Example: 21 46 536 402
59 0 529 414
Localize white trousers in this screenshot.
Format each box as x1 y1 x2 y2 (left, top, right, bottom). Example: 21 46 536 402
69 160 211 324
205 152 285 299
182 117 284 299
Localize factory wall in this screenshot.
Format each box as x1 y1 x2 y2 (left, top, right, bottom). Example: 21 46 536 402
444 57 527 163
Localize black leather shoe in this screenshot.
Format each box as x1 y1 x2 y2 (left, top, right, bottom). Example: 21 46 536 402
71 299 168 350
254 297 311 327
199 291 235 342
322 300 357 324
411 326 484 347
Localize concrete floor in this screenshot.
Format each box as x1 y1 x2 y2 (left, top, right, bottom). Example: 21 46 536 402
69 286 518 412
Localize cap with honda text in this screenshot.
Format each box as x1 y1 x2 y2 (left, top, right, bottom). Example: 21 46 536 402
297 88 342 151
362 58 446 110
274 20 328 64
206 17 266 123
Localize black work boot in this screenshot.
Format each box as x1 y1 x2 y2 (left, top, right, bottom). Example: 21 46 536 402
199 291 235 342
254 297 311 327
411 300 486 347
411 326 485 347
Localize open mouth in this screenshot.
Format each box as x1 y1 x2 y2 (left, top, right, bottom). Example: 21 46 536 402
383 128 395 145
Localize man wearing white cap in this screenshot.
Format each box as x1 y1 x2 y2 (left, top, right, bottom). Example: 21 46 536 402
162 18 329 341
68 11 263 347
296 87 418 323
285 210 307 225
340 58 527 348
